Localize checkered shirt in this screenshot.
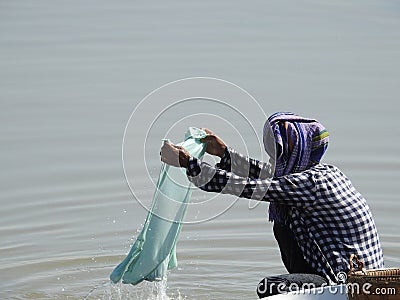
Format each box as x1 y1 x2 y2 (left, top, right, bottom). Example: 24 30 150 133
186 147 384 283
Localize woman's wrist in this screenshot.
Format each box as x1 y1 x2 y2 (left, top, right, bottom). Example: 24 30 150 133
218 145 227 158
179 151 191 168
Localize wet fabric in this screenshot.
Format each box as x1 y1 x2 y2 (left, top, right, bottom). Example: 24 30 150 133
263 112 329 223
110 127 207 285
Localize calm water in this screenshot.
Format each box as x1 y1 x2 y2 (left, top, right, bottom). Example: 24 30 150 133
1 1 400 299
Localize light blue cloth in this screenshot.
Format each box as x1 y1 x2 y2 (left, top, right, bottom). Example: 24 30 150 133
110 127 207 285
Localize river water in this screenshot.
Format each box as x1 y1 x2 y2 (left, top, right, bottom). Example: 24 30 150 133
1 1 399 299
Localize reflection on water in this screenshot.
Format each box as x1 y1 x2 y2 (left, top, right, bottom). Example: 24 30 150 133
1 0 400 299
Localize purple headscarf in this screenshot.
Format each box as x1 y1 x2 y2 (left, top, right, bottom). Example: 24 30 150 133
263 112 330 223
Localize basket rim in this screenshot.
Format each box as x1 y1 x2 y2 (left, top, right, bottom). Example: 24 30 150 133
352 267 400 272
348 267 400 278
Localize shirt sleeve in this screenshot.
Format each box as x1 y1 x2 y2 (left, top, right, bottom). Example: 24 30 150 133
187 158 316 206
215 147 231 171
215 147 273 180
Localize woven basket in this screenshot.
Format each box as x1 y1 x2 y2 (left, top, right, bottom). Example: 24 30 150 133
346 255 400 300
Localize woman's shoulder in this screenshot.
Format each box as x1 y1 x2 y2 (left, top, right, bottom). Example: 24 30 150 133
310 163 348 178
311 163 352 185
314 162 340 171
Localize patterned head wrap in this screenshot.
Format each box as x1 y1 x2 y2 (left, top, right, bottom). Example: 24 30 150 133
263 112 329 223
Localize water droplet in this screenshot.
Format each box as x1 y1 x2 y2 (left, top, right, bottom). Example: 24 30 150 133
112 219 116 224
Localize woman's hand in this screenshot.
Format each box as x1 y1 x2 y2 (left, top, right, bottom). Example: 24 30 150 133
199 128 227 158
160 141 191 168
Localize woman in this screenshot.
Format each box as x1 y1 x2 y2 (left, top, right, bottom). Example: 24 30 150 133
160 112 384 297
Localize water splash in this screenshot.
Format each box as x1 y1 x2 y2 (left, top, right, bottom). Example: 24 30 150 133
85 280 185 300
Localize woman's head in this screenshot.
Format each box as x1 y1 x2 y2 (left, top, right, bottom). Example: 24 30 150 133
263 112 329 177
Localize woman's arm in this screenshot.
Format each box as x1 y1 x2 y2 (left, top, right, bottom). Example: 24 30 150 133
186 157 316 206
219 147 273 180
200 128 272 179
159 142 316 206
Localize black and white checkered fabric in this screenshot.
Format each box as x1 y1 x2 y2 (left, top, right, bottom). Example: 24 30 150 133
186 148 384 283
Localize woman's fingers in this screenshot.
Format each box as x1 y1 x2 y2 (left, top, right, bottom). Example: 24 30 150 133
160 142 172 158
172 144 184 151
200 128 213 135
161 141 170 150
199 134 214 143
160 142 182 167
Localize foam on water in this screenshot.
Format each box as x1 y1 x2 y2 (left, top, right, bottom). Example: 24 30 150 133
85 280 184 300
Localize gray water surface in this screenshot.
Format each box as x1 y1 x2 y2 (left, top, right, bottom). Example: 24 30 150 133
1 1 400 299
